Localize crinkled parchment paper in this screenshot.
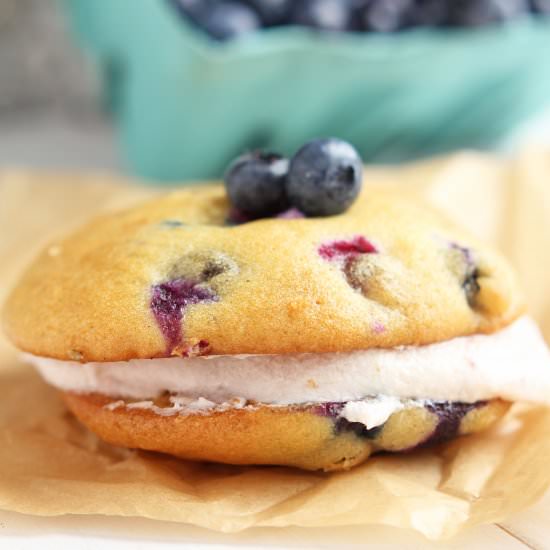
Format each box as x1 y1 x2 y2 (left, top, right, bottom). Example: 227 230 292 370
1 150 550 540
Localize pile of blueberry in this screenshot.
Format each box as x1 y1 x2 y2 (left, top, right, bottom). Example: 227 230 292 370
224 138 363 218
169 0 550 41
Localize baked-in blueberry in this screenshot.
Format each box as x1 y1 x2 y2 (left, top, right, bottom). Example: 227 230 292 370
193 1 261 40
245 0 292 25
448 243 481 307
225 151 290 217
318 236 377 261
150 279 218 354
423 401 485 445
290 0 355 31
463 264 481 307
361 0 415 31
448 0 528 26
286 138 363 216
169 251 239 293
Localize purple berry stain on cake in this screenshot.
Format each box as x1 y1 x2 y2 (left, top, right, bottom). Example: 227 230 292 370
372 321 386 334
151 279 218 355
423 401 485 446
314 401 345 417
318 236 377 262
315 399 487 447
450 242 473 262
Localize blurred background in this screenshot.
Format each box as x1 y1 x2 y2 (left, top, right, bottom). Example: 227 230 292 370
1 0 550 181
0 0 119 171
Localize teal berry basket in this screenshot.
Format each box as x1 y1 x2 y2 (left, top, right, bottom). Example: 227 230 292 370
65 0 550 182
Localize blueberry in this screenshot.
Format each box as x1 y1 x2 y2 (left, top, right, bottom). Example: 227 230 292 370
167 0 213 24
361 0 415 32
449 0 528 26
531 0 550 12
245 0 293 25
290 0 355 31
193 1 261 40
409 0 450 26
224 151 290 217
286 138 363 217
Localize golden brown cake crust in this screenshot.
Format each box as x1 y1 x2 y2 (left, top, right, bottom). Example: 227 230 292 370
3 185 523 361
63 392 511 471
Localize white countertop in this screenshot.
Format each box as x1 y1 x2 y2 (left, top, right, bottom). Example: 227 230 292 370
2 492 549 550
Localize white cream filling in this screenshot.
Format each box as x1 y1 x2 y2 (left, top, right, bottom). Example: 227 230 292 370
341 397 407 429
24 316 550 427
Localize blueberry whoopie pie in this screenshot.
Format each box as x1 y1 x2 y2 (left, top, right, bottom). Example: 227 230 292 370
3 141 550 471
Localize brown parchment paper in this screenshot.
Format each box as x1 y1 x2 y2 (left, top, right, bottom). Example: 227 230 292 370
1 150 550 540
